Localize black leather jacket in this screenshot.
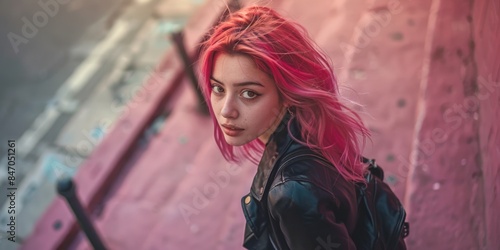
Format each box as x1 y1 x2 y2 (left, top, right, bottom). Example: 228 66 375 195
242 114 358 250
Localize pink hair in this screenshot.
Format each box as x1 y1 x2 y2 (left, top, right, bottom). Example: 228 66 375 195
198 6 371 183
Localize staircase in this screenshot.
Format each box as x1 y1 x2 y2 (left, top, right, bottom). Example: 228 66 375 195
21 0 499 249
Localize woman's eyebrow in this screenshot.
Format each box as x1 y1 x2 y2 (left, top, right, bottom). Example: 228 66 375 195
210 76 264 87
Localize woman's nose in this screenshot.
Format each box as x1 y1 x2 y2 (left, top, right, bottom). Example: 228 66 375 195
220 97 238 119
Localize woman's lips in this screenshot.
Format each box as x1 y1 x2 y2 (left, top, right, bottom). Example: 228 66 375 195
221 124 244 136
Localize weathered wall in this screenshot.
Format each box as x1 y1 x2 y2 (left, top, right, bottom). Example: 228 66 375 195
407 0 499 249
473 0 500 249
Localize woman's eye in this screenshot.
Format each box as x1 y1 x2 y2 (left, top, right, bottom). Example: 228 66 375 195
211 84 224 94
241 90 258 99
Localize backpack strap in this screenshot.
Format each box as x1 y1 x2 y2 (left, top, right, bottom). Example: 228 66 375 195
279 152 384 181
361 156 384 181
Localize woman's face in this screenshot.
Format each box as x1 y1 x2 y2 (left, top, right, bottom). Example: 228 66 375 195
210 53 286 146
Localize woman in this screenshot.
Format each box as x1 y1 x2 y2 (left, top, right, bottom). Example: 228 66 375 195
199 6 371 250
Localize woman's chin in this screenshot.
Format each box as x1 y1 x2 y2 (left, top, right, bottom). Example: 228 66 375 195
224 139 245 146
224 135 252 146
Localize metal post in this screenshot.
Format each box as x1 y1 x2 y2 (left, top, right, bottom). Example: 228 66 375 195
57 177 107 250
171 0 241 115
171 31 209 115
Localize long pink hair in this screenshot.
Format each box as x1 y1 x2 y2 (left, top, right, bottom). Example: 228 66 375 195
198 6 370 183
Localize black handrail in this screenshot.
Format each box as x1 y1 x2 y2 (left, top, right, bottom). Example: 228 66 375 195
171 31 209 115
171 0 241 116
57 177 107 250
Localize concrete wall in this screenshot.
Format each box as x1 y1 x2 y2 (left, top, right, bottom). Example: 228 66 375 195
407 0 499 249
473 0 500 248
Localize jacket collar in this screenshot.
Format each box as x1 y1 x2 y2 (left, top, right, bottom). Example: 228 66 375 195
250 113 301 201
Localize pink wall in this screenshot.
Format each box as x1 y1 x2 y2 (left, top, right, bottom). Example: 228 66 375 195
473 0 500 248
407 0 498 249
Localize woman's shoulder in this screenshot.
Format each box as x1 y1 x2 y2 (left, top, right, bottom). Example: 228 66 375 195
276 148 342 181
270 149 356 200
267 159 357 214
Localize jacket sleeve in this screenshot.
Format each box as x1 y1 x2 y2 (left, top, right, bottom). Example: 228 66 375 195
267 180 356 250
